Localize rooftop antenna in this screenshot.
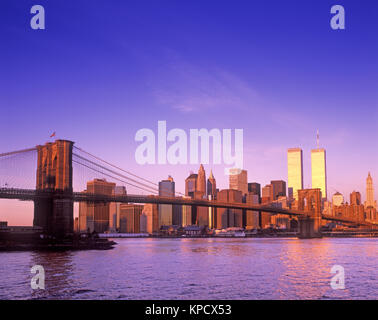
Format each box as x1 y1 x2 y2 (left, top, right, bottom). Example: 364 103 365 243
316 129 320 149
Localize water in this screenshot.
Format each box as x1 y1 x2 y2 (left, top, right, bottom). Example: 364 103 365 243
0 238 377 300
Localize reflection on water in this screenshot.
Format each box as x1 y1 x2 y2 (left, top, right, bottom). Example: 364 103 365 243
0 238 377 300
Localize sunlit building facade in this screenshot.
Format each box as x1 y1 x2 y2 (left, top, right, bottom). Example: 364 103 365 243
229 168 248 195
311 148 327 200
287 148 303 200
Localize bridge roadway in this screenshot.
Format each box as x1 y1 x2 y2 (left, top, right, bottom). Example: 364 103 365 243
0 188 376 227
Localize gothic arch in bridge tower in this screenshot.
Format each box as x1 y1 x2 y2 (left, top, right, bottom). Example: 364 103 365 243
297 189 322 239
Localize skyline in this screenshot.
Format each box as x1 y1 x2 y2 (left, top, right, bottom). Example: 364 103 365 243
1 1 378 224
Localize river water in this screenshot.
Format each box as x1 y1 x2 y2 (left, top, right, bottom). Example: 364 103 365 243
0 238 377 300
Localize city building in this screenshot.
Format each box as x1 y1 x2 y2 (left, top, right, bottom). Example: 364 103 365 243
216 189 243 229
245 192 259 229
119 204 143 233
229 168 248 195
311 148 327 199
181 196 192 227
197 164 206 196
287 148 304 200
332 192 344 207
270 180 286 200
79 179 116 233
350 191 361 206
364 172 377 209
109 186 127 232
185 172 198 198
261 184 272 228
248 182 261 200
158 176 175 227
207 170 216 198
141 203 159 234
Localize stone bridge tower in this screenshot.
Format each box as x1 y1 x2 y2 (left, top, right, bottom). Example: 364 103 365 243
297 189 322 238
33 140 74 237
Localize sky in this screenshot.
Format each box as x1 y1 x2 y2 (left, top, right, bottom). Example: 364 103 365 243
0 0 377 225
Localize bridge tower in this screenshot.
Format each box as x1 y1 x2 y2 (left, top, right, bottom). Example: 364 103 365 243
34 140 74 237
297 189 322 239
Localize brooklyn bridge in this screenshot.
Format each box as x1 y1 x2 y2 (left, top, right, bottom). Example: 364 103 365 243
0 140 377 239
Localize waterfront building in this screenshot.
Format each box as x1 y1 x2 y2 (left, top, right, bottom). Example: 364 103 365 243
287 148 304 200
181 196 192 227
229 168 248 195
245 192 259 229
158 176 175 227
119 204 143 233
79 179 116 233
216 189 243 229
109 186 127 232
141 203 159 234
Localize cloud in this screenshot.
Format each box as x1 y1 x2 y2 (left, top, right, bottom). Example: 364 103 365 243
149 53 261 113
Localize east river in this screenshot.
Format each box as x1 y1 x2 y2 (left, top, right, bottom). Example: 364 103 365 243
0 238 377 299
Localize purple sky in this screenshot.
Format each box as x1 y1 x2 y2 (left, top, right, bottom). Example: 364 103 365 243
1 0 377 225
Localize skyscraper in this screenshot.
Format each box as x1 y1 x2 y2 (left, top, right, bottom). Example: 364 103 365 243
216 189 243 229
80 178 116 233
350 191 361 206
185 172 198 198
207 170 216 198
158 176 175 226
229 169 248 195
364 172 377 209
248 182 261 201
270 180 286 200
287 148 303 200
311 148 327 199
197 164 206 196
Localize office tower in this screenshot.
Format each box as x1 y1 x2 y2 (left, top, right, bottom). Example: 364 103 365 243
248 182 261 200
197 164 206 196
207 170 216 198
261 184 272 203
332 192 344 206
270 180 286 200
181 197 192 227
185 172 198 198
216 189 243 229
350 191 361 206
172 205 182 226
158 176 175 226
364 172 377 209
81 179 116 233
119 204 143 233
311 148 327 199
229 168 248 195
246 192 259 229
141 204 159 234
261 184 272 228
109 186 127 232
287 148 303 200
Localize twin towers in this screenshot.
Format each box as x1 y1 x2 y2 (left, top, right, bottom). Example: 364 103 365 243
287 147 327 201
